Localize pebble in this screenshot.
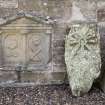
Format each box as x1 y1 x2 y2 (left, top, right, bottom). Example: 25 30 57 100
0 84 104 105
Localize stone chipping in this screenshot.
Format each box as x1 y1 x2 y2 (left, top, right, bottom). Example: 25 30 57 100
0 84 105 105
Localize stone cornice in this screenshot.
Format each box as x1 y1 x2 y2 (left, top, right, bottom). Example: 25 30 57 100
0 11 55 26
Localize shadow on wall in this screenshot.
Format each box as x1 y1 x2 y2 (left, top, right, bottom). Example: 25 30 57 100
98 27 105 88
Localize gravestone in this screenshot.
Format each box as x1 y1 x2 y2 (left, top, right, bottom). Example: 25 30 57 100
65 22 101 96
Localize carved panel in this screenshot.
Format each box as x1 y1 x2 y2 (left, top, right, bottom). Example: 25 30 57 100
74 0 97 21
0 17 51 70
27 34 42 64
26 32 50 68
2 32 26 66
65 23 101 96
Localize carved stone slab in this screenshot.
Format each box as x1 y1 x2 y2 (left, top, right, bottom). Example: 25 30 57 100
65 22 101 96
0 16 52 70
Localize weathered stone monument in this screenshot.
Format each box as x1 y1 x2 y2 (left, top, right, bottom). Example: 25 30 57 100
65 22 101 96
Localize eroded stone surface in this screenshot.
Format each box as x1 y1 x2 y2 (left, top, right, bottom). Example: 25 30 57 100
0 16 52 69
98 9 105 22
74 0 97 21
65 22 101 96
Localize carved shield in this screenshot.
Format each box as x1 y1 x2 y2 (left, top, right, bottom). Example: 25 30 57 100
65 23 101 96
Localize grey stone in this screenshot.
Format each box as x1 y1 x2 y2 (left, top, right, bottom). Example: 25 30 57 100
73 0 97 21
65 22 101 96
0 71 17 83
0 15 52 68
97 1 105 10
20 71 66 85
97 9 105 22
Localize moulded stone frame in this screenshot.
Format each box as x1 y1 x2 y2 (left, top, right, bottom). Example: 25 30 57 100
0 12 53 71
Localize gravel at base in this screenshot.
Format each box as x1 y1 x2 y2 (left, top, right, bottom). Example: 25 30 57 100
0 84 105 105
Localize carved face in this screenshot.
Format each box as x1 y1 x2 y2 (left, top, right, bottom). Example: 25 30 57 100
65 23 101 96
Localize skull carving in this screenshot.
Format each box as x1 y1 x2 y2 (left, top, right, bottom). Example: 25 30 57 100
65 23 101 96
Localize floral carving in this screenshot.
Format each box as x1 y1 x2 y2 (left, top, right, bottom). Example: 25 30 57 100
65 23 101 96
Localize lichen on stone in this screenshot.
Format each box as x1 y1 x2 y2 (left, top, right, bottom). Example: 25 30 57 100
65 22 101 96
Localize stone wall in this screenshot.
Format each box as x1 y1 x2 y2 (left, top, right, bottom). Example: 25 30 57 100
0 0 105 87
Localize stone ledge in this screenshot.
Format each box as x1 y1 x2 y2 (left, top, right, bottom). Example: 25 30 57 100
0 71 68 87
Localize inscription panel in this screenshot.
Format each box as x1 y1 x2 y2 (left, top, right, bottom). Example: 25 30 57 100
26 31 50 69
0 18 51 70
